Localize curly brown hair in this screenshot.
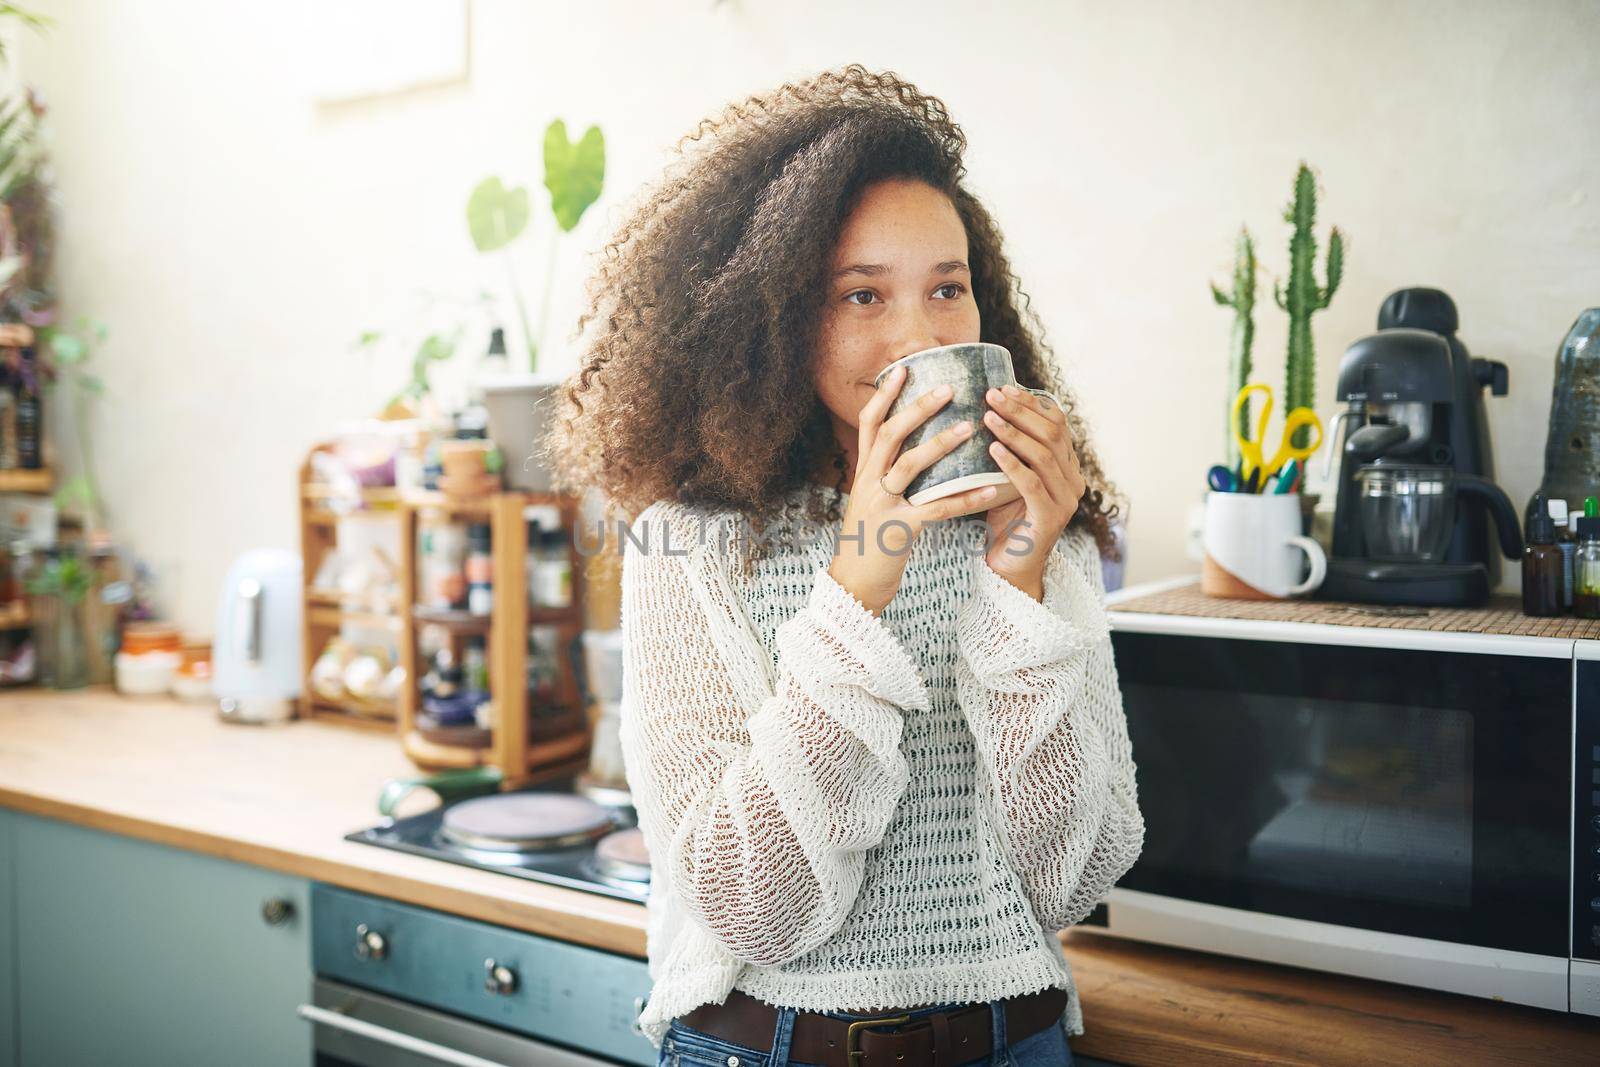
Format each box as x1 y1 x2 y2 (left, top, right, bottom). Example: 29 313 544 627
546 63 1121 563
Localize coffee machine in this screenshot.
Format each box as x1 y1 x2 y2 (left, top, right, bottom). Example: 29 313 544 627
1320 288 1524 606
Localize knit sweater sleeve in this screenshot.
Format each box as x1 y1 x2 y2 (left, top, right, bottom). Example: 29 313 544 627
953 527 1144 932
618 503 928 967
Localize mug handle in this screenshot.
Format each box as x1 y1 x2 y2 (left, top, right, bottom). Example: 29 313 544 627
1285 535 1327 596
378 765 503 818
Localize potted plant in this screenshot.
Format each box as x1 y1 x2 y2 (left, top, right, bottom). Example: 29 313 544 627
1208 162 1345 536
467 119 605 491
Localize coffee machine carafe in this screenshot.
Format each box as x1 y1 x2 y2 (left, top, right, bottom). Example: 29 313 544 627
1321 288 1523 606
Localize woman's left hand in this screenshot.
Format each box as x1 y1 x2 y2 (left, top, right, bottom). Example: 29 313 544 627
980 384 1086 599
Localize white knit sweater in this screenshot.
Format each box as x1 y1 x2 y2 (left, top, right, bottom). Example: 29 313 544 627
619 486 1144 1050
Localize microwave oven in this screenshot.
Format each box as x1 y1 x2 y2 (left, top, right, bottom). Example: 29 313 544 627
1095 580 1600 1019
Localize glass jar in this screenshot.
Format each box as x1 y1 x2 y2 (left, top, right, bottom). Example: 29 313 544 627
115 621 183 696
52 596 90 690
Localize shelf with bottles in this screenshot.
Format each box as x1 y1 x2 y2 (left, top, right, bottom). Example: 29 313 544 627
397 490 591 786
301 485 403 525
298 440 412 728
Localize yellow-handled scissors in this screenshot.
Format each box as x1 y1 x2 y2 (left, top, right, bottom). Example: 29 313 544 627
1232 383 1323 486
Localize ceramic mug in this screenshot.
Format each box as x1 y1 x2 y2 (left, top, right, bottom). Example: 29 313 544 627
872 342 1064 506
1201 491 1328 599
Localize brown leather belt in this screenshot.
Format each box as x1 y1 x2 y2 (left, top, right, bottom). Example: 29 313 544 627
677 986 1069 1067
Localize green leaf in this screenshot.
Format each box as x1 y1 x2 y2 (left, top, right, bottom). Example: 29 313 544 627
0 4 56 34
466 176 529 252
417 331 457 363
52 474 92 516
51 332 85 365
543 120 604 233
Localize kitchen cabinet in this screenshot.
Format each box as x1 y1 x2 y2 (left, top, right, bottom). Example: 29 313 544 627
1 809 16 1067
12 813 311 1067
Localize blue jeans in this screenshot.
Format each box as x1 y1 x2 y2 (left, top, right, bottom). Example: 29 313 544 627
658 997 1074 1066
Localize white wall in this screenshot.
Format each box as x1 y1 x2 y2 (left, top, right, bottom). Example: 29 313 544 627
17 0 1600 633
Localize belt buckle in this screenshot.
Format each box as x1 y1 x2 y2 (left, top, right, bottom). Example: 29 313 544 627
845 1012 913 1065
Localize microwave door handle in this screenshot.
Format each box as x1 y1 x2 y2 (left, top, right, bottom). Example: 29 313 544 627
296 1004 513 1067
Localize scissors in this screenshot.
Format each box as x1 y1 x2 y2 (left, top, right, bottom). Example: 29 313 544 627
1232 383 1323 485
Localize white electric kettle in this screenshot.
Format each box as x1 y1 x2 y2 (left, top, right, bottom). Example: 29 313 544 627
213 548 303 723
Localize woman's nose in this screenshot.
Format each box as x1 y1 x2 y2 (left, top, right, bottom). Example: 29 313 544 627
889 335 942 365
887 301 946 362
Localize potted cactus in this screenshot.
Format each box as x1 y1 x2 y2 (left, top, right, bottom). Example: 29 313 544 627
1211 228 1257 472
1207 163 1345 539
1273 162 1343 451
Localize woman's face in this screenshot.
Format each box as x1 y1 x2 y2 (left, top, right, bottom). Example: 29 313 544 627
814 178 981 440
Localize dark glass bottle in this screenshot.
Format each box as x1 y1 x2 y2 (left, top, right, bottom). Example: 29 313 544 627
1575 509 1600 619
16 346 41 469
1521 495 1563 616
1548 498 1576 609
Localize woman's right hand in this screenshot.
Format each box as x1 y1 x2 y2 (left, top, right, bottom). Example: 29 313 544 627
828 364 1020 616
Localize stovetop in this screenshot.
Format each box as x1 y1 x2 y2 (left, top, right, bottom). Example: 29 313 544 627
345 781 650 905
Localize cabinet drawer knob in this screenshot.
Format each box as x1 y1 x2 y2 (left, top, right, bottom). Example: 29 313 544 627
260 897 295 926
484 957 518 995
355 923 388 961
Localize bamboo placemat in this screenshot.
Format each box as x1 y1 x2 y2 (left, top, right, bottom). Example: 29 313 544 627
1109 580 1600 639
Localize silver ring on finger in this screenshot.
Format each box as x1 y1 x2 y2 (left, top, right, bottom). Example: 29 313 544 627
879 472 905 499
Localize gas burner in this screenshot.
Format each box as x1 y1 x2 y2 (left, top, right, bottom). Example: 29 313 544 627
588 827 650 888
440 792 616 853
345 781 650 904
575 772 634 813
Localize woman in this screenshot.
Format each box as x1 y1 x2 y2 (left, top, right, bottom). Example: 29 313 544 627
550 64 1143 1067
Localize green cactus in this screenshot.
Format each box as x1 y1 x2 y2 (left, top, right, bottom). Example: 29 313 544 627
1273 162 1344 449
1211 227 1257 469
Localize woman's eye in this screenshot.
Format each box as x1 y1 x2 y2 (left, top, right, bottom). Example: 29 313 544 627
933 282 966 300
844 290 879 306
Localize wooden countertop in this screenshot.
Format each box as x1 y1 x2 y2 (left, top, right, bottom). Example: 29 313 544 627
2 687 1597 1065
0 687 649 957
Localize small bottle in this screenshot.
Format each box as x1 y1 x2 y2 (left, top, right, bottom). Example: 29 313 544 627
1521 494 1563 616
535 526 573 608
15 347 41 469
465 523 493 616
481 327 510 378
1550 498 1576 609
0 363 17 468
462 634 488 693
1575 498 1600 619
532 518 572 609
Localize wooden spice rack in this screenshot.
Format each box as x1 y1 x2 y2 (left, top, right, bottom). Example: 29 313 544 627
296 441 595 788
396 488 591 788
297 444 408 730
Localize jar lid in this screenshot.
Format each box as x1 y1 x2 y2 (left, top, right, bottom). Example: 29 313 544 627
122 621 183 655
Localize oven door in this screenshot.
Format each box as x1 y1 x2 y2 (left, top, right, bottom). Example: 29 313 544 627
1101 619 1571 1012
302 978 626 1067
